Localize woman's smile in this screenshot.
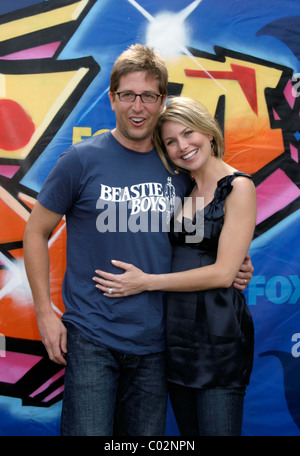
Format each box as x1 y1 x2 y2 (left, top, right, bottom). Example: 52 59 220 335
182 148 199 160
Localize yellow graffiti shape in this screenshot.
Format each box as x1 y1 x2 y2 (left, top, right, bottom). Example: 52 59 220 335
166 53 284 174
0 67 89 159
0 0 89 43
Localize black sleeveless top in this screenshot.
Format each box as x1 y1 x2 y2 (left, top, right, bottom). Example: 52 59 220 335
166 172 254 388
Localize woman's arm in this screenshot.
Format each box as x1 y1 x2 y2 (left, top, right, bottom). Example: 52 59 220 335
93 177 257 296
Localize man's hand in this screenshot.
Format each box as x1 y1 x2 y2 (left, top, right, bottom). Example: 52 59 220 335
37 310 67 365
233 254 254 291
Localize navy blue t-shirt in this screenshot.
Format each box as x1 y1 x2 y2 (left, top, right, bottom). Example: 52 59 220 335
38 132 190 354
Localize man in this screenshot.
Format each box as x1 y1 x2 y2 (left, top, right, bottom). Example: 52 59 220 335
23 44 253 436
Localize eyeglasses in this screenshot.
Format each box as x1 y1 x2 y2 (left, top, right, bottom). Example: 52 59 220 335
114 91 163 104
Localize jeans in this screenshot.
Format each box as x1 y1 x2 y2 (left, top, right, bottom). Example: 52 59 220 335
61 323 168 436
168 382 246 436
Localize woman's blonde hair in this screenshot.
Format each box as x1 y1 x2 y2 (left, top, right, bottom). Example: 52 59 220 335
153 97 224 172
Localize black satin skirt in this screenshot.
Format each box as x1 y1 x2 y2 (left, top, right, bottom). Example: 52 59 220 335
166 245 254 388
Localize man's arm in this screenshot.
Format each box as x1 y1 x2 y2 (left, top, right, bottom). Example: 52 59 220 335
23 201 67 365
233 253 254 290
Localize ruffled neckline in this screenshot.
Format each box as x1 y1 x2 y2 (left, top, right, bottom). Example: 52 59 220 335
170 172 252 247
183 171 251 219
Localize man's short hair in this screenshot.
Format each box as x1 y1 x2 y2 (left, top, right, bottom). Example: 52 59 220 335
110 44 168 95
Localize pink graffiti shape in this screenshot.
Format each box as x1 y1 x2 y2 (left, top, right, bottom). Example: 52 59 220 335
0 351 42 384
284 79 295 109
272 107 281 120
42 385 65 403
256 168 300 224
289 143 299 162
29 368 65 398
0 165 20 178
0 42 61 60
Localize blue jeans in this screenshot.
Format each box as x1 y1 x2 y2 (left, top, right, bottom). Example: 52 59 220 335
61 323 168 436
168 382 245 436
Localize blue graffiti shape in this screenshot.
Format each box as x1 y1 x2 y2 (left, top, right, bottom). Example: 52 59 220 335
260 350 300 429
256 17 300 62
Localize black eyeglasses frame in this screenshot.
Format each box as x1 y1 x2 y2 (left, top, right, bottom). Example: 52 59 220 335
114 91 163 104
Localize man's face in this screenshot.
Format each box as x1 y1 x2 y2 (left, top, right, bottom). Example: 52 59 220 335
109 71 166 152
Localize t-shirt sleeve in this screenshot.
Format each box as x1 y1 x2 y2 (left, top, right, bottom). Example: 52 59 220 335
37 145 82 215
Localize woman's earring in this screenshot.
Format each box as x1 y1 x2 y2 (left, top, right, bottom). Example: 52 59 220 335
174 168 180 174
210 141 215 156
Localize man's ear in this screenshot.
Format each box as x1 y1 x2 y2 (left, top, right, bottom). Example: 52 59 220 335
160 94 167 113
108 91 115 111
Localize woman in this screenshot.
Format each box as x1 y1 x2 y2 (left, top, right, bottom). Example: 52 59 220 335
93 97 257 436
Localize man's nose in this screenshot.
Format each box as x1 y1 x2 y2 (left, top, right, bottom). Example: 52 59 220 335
132 95 143 109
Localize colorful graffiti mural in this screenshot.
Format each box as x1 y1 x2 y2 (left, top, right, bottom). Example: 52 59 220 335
0 0 299 436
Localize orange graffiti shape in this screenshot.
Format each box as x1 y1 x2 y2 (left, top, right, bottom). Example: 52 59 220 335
0 194 66 341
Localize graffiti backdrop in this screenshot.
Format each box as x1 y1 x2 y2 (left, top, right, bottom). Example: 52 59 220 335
0 0 299 436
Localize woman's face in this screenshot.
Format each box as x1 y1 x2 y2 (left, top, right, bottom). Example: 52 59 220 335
161 120 213 172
